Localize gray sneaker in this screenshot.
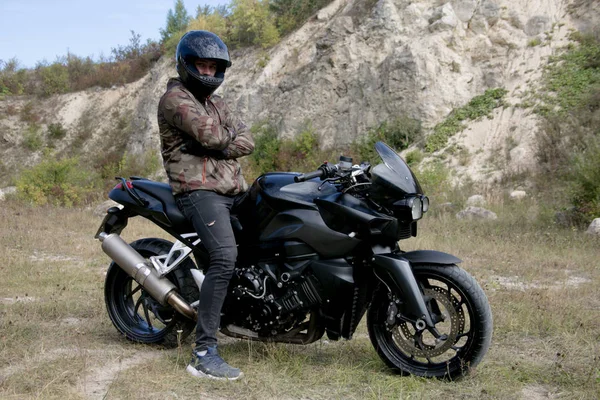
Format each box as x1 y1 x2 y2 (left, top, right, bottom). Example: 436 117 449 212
186 346 243 381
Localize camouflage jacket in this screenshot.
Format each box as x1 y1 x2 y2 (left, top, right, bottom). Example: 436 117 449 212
157 78 254 196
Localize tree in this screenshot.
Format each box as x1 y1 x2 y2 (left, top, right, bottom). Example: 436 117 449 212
160 0 191 43
188 6 228 39
229 0 279 48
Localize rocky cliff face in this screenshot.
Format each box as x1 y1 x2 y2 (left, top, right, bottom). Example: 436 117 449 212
0 0 597 186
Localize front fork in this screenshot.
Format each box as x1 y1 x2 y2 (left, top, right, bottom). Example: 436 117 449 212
372 253 444 339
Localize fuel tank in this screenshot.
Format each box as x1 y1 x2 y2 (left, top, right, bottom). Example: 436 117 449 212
236 173 358 259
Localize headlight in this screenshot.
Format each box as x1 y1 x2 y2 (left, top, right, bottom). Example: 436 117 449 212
421 196 429 213
411 197 422 220
393 196 424 221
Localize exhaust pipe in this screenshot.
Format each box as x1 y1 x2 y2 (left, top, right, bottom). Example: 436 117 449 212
98 232 197 321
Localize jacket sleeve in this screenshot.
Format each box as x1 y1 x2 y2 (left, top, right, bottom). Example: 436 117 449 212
221 105 255 159
160 92 234 151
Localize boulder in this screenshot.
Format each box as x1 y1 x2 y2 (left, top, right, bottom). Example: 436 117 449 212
456 206 498 220
429 3 459 32
510 190 527 200
467 194 486 206
525 15 550 36
0 186 17 201
586 219 600 236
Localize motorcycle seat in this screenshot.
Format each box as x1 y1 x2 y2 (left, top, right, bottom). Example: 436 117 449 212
131 180 193 231
131 179 244 233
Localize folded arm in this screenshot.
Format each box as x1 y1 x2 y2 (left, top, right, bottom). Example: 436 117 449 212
161 93 234 151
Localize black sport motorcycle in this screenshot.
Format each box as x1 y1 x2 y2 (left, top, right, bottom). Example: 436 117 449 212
95 141 492 379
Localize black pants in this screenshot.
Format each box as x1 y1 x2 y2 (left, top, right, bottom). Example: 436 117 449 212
176 190 238 351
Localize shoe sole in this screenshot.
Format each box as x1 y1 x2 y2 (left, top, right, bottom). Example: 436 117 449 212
186 365 244 381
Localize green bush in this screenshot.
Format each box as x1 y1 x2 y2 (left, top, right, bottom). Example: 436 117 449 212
249 122 281 175
16 156 100 206
65 53 96 91
415 161 451 199
270 0 333 36
23 125 43 151
0 58 26 96
246 121 331 179
20 102 40 124
228 0 280 49
533 30 600 225
118 149 162 179
426 88 508 152
534 31 600 115
37 60 70 96
404 149 423 166
571 137 600 220
353 116 422 164
47 122 67 139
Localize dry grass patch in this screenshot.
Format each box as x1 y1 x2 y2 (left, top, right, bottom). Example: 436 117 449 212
1 197 599 399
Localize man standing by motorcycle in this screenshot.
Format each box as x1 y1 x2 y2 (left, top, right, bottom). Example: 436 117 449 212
157 30 254 380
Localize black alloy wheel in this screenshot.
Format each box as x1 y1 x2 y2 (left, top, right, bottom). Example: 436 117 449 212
104 238 199 347
367 264 493 379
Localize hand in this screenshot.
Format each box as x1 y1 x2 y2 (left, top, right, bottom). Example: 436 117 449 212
180 140 228 159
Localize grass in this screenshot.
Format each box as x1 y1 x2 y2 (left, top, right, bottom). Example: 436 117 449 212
0 197 599 399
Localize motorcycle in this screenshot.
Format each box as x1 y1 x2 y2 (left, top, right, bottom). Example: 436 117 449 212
95 141 492 379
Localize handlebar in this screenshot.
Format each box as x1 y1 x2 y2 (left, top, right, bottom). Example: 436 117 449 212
294 169 325 182
294 162 341 183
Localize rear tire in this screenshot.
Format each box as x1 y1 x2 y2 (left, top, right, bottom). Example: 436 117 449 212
104 238 198 347
367 264 492 379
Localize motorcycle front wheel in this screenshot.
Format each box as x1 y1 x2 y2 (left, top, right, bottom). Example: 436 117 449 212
367 264 492 379
104 238 199 347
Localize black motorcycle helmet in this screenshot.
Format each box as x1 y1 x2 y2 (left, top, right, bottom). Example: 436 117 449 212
176 30 232 100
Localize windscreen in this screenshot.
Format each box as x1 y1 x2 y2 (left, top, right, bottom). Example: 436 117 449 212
371 141 423 196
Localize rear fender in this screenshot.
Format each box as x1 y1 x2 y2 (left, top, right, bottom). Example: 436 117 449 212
371 253 437 328
94 207 131 238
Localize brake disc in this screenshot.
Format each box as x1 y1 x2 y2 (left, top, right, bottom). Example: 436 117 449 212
392 287 465 358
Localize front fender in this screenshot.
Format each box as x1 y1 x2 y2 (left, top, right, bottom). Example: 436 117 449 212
371 253 436 328
400 250 461 265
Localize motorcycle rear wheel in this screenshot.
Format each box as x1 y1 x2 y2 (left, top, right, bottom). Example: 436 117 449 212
367 264 492 379
104 238 199 347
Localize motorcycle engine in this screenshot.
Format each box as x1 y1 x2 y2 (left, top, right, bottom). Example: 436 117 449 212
226 263 322 335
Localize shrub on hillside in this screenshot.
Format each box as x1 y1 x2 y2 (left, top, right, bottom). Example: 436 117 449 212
0 58 27 96
270 0 333 36
16 156 100 206
47 122 67 139
37 60 70 96
534 30 600 225
22 124 43 151
228 0 280 49
415 161 452 200
250 122 281 175
425 88 508 152
353 116 422 164
247 121 333 179
571 137 600 220
19 102 40 124
2 32 161 98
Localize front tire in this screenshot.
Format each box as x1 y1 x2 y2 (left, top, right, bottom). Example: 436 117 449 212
104 238 199 347
367 264 492 379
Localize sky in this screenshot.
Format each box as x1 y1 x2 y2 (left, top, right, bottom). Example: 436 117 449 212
0 0 228 68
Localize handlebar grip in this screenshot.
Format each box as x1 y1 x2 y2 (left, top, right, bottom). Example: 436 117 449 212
294 169 324 182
